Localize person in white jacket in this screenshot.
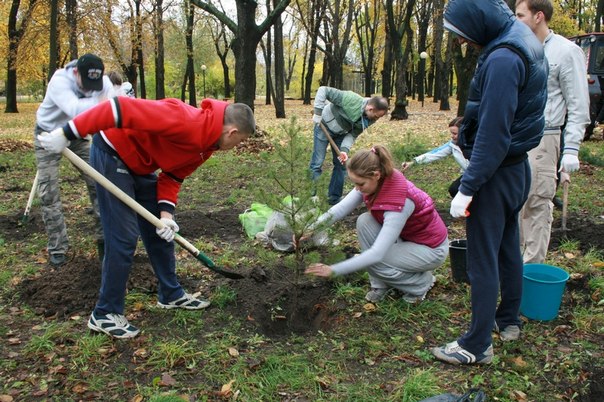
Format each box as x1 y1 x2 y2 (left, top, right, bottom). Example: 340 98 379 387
33 53 115 267
516 0 590 265
401 117 468 197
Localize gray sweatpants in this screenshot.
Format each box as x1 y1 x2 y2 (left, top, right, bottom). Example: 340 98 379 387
33 126 102 255
357 212 449 297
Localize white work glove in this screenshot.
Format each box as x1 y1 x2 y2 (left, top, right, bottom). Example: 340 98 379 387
450 192 473 218
312 114 322 124
156 218 179 242
338 151 348 164
39 128 69 154
559 154 580 173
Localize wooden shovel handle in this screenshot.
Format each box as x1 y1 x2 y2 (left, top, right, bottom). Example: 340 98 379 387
318 122 341 155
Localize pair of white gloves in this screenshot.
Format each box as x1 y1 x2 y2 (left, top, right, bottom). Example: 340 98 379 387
38 129 180 243
449 153 580 218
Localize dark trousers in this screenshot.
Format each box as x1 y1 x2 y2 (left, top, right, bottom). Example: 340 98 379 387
90 136 184 315
458 160 531 354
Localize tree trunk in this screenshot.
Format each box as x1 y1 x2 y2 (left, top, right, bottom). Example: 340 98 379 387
135 0 146 99
453 42 479 116
48 0 59 81
192 0 292 110
5 0 39 113
155 0 166 100
210 21 232 99
66 0 78 59
386 0 416 120
355 1 381 97
381 28 393 99
273 0 286 118
184 0 196 105
439 33 453 111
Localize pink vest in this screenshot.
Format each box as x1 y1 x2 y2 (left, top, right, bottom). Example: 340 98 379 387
363 170 448 248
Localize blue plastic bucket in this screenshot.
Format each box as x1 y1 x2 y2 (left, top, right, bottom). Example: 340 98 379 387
520 264 569 321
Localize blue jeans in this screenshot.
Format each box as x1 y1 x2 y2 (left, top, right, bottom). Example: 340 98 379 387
90 136 185 315
309 124 347 204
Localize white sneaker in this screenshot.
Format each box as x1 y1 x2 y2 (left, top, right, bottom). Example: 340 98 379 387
365 288 390 302
87 311 140 339
157 293 211 310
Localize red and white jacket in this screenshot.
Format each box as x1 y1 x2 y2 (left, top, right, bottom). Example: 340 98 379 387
65 97 227 209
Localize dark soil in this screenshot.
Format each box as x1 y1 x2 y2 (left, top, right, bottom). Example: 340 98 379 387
14 207 335 337
549 212 604 253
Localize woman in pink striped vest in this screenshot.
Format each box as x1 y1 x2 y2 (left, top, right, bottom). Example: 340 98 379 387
305 145 449 303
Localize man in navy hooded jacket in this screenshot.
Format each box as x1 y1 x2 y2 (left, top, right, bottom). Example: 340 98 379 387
431 0 547 364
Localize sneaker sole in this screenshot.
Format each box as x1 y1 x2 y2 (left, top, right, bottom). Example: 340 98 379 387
156 300 211 310
87 320 140 339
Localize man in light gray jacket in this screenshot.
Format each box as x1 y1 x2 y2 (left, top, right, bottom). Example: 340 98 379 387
34 53 115 267
310 86 389 205
516 0 590 266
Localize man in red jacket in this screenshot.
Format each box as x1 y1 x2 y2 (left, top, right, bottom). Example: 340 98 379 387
39 97 255 338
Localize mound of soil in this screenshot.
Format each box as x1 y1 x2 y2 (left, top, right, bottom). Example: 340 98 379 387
549 213 604 253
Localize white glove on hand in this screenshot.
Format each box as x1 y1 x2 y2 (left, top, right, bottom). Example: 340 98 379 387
450 192 473 218
560 154 580 173
39 128 69 153
338 151 348 164
312 114 322 124
156 218 179 242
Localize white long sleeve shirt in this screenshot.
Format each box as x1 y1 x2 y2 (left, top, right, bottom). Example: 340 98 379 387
414 141 469 172
36 60 115 131
543 31 590 155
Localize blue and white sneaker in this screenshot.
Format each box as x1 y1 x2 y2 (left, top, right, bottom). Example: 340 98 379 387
431 341 494 365
87 311 140 339
157 293 211 310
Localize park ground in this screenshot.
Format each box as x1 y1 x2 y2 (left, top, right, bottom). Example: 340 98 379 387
0 98 603 401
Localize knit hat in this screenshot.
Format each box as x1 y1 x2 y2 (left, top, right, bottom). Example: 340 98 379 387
77 53 104 91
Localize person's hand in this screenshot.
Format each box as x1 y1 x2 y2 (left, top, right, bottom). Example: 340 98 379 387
450 192 473 218
305 263 333 277
401 161 413 171
559 171 571 184
39 128 69 153
338 151 348 164
156 218 179 242
560 154 580 173
312 114 322 124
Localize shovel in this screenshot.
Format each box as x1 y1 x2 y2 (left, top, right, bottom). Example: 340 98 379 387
62 147 244 279
21 170 39 224
318 122 342 156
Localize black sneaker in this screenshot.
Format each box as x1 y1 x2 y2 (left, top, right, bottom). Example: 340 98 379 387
87 311 140 339
49 253 66 267
431 341 494 365
157 293 211 310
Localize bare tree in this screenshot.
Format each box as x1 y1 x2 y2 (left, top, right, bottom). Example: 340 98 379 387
354 0 383 97
293 0 325 104
154 0 166 99
66 0 78 59
318 0 355 88
385 0 416 120
208 19 233 98
181 0 196 105
453 41 479 116
191 0 292 109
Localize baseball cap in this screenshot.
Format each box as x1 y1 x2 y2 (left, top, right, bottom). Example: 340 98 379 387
77 53 104 91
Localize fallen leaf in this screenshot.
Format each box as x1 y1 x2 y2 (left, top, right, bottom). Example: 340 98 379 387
352 312 362 318
564 252 575 259
512 389 527 401
512 356 528 368
70 315 81 320
363 303 376 312
216 379 235 397
228 347 240 357
129 395 144 402
0 395 14 402
72 382 89 394
592 261 604 268
416 335 424 343
159 373 177 387
7 338 21 345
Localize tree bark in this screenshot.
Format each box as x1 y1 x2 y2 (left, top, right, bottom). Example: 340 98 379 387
273 0 286 117
184 0 196 105
453 42 479 116
5 0 39 113
66 0 78 60
48 0 59 81
355 1 382 97
210 20 232 99
155 0 166 100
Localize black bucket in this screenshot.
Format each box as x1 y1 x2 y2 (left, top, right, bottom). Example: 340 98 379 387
449 239 469 284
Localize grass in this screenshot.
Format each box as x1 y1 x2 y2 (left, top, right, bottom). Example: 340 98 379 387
0 99 603 400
